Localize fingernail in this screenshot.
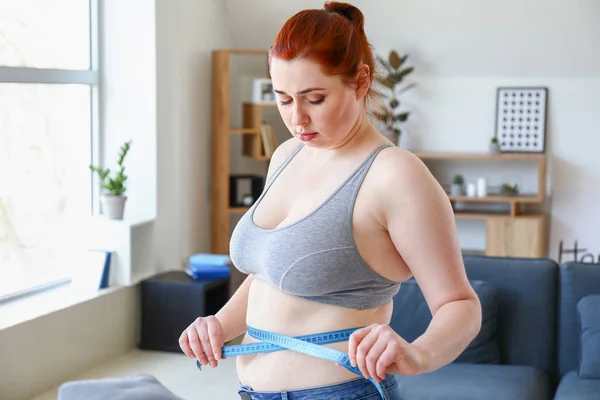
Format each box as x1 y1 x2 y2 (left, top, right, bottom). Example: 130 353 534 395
210 361 217 368
215 354 221 360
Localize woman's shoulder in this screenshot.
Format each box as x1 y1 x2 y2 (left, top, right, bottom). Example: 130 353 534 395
372 145 431 183
265 137 303 181
369 145 444 204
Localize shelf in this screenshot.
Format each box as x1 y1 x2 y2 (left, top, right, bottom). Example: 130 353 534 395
455 210 546 220
449 194 542 203
414 151 546 161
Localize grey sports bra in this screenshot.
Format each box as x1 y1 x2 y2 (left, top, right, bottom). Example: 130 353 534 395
229 143 401 310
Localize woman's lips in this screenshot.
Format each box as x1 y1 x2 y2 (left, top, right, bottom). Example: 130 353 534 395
298 132 318 141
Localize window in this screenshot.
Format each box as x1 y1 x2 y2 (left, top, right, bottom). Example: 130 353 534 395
0 0 99 301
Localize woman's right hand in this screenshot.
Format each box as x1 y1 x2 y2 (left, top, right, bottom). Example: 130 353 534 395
178 315 224 368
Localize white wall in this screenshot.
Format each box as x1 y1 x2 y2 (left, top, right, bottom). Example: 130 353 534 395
223 0 600 262
101 0 157 222
0 286 139 400
155 0 233 271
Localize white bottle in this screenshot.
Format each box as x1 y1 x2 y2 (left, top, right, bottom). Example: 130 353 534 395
477 178 487 197
466 183 477 197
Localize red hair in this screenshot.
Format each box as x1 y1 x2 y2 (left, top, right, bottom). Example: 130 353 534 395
269 1 375 100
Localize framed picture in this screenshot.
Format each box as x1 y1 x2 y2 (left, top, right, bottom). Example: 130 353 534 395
252 78 276 104
494 87 548 153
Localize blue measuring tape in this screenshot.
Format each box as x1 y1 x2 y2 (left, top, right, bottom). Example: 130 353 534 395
195 326 388 400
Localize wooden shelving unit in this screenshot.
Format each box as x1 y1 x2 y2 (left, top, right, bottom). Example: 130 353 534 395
414 151 549 258
210 49 275 256
210 50 549 259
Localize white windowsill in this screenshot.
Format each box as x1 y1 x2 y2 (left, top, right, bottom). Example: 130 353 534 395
0 282 122 331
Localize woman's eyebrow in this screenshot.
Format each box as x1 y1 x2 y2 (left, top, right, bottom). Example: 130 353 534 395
273 87 326 95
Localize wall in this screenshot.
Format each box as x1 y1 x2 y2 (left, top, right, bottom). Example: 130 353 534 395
0 286 139 400
155 0 233 270
223 0 600 262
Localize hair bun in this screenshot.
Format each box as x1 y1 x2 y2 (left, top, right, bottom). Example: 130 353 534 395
323 1 365 33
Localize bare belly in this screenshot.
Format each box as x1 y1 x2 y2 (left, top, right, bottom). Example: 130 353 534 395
236 278 393 391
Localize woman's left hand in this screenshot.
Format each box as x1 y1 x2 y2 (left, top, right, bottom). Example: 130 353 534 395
348 324 429 382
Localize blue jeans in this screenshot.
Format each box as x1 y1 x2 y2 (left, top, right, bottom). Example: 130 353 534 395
237 375 402 400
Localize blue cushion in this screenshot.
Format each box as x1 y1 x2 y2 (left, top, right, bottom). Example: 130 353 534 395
394 363 552 400
464 256 558 376
555 370 600 400
558 262 600 378
577 294 600 378
390 279 500 364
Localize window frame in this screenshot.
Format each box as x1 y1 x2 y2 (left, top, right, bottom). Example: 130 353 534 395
0 0 102 303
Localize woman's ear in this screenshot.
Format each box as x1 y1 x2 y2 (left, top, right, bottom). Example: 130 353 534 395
355 64 371 101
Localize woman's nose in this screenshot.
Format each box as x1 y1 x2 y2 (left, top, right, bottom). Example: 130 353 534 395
291 104 309 126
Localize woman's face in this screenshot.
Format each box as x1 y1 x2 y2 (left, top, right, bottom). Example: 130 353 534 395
269 57 368 148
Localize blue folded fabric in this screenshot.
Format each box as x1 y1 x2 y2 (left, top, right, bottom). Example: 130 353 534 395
185 266 230 280
188 253 230 266
186 253 231 279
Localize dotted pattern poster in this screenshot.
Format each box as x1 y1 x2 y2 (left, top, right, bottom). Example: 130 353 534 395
495 87 548 153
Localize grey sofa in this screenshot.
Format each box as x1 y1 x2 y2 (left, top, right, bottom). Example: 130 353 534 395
390 255 600 400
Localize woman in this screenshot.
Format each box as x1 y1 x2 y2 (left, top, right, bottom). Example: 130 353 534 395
180 2 482 399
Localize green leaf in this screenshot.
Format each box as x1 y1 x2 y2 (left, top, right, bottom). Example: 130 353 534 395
376 55 392 74
395 82 417 96
389 51 402 70
394 112 409 122
375 75 395 90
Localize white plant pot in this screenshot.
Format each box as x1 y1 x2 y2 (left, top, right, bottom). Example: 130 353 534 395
450 184 463 196
101 195 127 220
489 142 501 154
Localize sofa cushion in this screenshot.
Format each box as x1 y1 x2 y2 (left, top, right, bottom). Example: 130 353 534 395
577 294 600 378
559 262 600 378
58 374 183 400
555 370 600 400
390 279 500 364
464 255 558 377
394 363 552 400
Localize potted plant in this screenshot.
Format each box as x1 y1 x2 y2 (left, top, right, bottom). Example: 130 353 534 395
372 50 415 146
90 140 132 220
450 174 464 196
500 183 519 196
490 136 501 153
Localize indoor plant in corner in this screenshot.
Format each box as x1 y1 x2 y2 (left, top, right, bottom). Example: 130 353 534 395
90 140 132 220
372 49 415 147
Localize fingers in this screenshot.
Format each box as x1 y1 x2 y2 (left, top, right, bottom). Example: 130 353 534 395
376 341 399 380
355 329 379 379
348 326 372 368
178 330 195 359
350 324 399 382
187 329 209 366
178 316 224 368
198 325 217 367
207 316 224 361
365 337 389 382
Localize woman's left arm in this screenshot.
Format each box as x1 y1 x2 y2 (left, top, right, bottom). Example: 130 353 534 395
348 150 482 381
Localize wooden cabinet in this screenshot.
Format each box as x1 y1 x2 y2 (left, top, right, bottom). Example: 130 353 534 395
415 152 549 258
485 213 548 257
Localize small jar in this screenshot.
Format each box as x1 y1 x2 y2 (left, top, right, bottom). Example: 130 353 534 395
476 178 487 197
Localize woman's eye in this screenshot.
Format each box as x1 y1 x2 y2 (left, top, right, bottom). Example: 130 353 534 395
308 98 324 105
279 98 293 106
